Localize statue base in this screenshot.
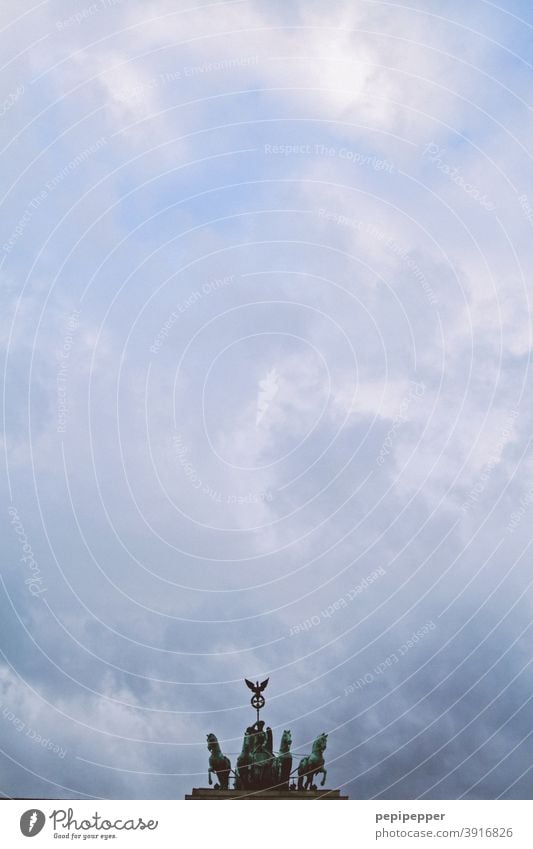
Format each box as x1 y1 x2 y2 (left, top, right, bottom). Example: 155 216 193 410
185 788 348 800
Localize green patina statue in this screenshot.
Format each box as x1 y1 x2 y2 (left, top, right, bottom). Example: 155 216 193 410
297 732 328 790
234 725 252 789
275 729 293 789
235 720 275 789
207 680 328 793
207 733 231 790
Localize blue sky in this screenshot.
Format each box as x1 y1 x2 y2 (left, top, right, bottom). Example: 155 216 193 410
1 0 533 799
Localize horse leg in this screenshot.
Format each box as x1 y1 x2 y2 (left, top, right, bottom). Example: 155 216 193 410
298 758 307 791
221 762 230 790
320 768 327 786
208 767 212 785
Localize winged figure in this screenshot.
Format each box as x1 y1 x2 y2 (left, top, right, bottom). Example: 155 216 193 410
245 677 269 694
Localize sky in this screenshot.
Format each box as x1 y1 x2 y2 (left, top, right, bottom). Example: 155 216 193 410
1 0 533 800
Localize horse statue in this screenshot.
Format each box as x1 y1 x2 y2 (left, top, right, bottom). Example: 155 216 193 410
207 733 231 790
275 729 292 789
297 732 327 790
235 726 254 789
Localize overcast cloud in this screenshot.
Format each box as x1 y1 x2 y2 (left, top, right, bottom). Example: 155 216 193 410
1 0 533 800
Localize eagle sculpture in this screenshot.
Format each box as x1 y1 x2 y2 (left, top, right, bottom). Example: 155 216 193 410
245 677 269 694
